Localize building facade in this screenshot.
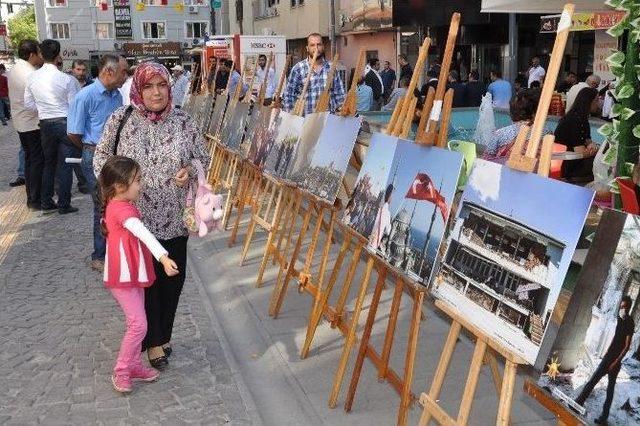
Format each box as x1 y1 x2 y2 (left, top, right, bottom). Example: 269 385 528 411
34 0 217 70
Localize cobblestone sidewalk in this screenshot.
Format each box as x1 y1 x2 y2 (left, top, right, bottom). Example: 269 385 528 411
0 123 253 425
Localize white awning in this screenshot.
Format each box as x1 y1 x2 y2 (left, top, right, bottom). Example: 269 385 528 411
481 0 612 14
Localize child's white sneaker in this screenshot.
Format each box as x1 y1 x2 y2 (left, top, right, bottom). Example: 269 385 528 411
130 366 159 382
111 374 132 393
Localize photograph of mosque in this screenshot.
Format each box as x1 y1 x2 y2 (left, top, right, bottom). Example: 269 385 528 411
343 133 462 284
538 210 640 424
432 159 594 365
292 114 361 204
263 112 304 178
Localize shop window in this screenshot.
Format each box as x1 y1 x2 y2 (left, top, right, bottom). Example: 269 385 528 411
95 23 113 39
186 22 207 38
50 23 70 39
142 22 166 39
291 0 303 6
47 0 67 7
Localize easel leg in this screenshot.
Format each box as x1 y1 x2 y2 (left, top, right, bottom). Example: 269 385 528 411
269 192 310 318
418 321 462 426
496 360 517 426
329 257 376 409
254 187 286 287
332 244 364 328
378 278 404 380
228 170 253 245
456 339 487 425
225 165 246 234
343 263 387 412
300 228 349 359
398 290 424 426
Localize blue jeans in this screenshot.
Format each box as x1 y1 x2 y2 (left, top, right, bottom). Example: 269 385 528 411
82 147 105 260
0 97 9 122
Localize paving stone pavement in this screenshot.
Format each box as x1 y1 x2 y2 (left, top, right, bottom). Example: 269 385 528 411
0 122 255 425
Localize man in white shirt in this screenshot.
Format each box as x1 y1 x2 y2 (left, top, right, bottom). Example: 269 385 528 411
255 54 276 105
170 65 190 108
565 74 601 112
25 39 81 214
8 39 44 210
527 56 546 88
118 65 135 106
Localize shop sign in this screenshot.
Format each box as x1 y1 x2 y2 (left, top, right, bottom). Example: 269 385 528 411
114 0 133 40
122 42 182 57
540 11 626 33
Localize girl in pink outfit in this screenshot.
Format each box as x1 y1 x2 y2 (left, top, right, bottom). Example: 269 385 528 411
98 155 179 394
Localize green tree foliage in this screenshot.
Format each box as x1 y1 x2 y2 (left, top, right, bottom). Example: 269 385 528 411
7 6 37 49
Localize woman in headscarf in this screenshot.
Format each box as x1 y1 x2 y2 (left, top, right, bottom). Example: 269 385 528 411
94 61 210 370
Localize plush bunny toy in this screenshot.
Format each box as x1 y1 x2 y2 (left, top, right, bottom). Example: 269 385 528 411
194 183 224 237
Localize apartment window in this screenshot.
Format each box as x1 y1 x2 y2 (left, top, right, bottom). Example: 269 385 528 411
95 23 113 39
47 0 67 7
50 23 70 39
291 0 303 6
267 0 279 5
143 0 165 5
91 0 113 6
142 22 166 39
7 3 14 13
184 0 205 5
186 22 208 38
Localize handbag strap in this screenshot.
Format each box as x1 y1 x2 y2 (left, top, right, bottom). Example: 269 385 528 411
186 159 206 207
114 105 134 155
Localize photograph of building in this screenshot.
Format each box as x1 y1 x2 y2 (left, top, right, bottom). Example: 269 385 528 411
538 211 640 425
223 102 251 152
207 94 229 138
287 112 328 180
293 114 361 204
245 105 272 161
249 107 284 168
343 134 462 284
263 112 304 179
432 159 594 365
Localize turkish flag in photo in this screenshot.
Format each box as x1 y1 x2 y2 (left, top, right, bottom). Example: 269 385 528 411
405 173 448 220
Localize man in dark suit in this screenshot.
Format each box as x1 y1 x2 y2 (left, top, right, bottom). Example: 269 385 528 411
364 58 384 111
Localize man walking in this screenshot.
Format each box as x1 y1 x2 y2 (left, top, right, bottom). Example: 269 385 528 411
527 56 546 88
255 54 276 105
8 40 44 209
68 54 127 271
364 58 384 111
171 65 190 108
575 296 635 425
380 60 396 103
25 39 81 214
283 33 345 116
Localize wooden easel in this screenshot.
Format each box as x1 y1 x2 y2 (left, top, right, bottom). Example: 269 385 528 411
338 50 366 117
334 21 459 425
523 379 585 426
416 5 573 426
226 54 291 246
237 52 318 268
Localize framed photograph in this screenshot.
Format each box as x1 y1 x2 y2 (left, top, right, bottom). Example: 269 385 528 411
263 111 304 179
217 98 238 146
207 93 228 137
224 102 251 152
431 159 594 366
291 114 362 204
242 105 270 159
536 210 640 424
248 107 284 168
342 133 462 284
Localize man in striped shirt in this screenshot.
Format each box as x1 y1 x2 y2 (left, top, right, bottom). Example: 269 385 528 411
282 33 345 116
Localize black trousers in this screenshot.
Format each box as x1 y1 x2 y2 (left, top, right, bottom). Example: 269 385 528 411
142 235 188 351
576 356 621 420
18 129 44 207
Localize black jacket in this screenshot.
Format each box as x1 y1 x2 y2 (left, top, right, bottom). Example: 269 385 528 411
365 70 383 101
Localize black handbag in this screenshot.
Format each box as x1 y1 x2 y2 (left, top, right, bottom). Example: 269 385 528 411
113 105 134 154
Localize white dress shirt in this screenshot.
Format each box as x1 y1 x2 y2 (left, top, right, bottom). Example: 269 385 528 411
172 74 190 107
255 66 276 98
527 65 546 88
119 77 133 106
24 63 81 120
7 59 39 132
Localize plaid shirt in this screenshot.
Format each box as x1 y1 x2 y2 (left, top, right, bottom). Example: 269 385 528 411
282 57 346 116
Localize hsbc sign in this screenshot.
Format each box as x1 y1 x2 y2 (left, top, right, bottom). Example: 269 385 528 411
250 42 277 49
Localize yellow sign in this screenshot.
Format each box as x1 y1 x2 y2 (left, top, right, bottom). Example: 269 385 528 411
173 2 184 12
135 2 145 11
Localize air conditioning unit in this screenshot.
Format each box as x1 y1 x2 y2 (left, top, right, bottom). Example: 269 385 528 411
188 5 198 13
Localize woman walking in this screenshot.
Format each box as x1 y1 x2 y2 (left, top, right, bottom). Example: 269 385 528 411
95 62 210 370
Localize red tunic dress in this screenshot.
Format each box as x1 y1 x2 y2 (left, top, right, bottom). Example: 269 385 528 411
104 200 156 288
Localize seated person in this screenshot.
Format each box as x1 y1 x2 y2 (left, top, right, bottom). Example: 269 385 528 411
382 77 409 111
554 87 599 181
480 88 540 163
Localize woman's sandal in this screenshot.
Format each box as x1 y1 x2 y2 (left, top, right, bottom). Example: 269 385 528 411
149 355 168 370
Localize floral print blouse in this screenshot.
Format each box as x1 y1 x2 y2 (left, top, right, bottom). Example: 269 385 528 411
94 106 210 240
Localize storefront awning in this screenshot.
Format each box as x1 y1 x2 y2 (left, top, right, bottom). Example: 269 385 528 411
481 0 611 14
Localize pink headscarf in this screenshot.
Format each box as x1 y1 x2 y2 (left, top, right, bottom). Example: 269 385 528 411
130 61 173 122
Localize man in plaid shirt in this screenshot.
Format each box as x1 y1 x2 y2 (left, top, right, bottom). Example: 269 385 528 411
282 33 345 116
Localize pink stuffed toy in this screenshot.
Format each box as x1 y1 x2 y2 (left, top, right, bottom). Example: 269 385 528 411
184 160 223 237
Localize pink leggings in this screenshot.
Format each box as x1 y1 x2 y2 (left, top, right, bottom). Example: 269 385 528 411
110 287 147 376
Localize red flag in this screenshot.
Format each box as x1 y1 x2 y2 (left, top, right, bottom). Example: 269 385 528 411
405 173 448 220
100 0 108 10
161 0 168 4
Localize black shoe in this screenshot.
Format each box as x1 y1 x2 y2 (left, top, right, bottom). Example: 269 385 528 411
9 177 25 187
1 121 7 126
58 206 79 215
163 346 173 357
149 356 169 371
27 203 42 211
41 204 58 214
594 417 608 425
